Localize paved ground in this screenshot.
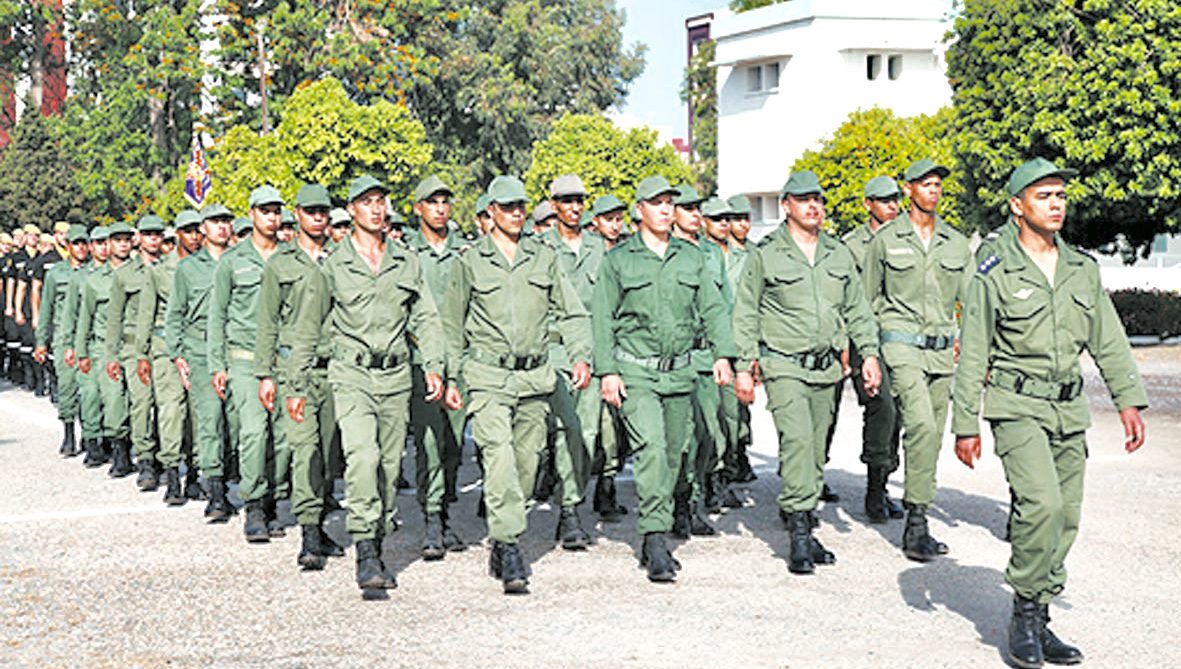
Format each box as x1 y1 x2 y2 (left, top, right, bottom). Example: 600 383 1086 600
2 350 1180 668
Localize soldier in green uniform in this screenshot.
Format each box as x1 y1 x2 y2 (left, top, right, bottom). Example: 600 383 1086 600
231 217 252 246
952 158 1147 669
402 174 468 559
161 227 177 257
440 175 591 594
77 222 134 475
840 176 904 523
592 175 734 583
167 205 236 521
65 227 109 464
328 208 351 245
473 194 492 237
106 215 165 490
34 224 90 455
209 187 288 542
720 194 756 486
862 159 973 561
288 174 445 593
136 210 202 505
255 183 345 570
733 171 882 575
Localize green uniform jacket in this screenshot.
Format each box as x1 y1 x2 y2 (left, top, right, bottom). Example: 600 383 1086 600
539 227 606 370
592 234 735 393
405 227 467 365
135 252 180 360
691 239 733 373
721 242 749 301
951 231 1147 437
862 213 973 375
35 260 80 350
289 234 444 394
75 262 115 360
207 240 268 373
733 224 877 384
57 261 93 353
104 255 149 362
165 248 217 362
842 222 877 276
442 234 592 391
254 241 330 385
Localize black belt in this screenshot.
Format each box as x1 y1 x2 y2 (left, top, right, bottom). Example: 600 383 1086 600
471 348 546 371
760 344 836 372
692 335 709 351
279 345 330 370
615 349 693 372
313 356 330 370
989 369 1083 402
880 330 955 351
336 350 405 370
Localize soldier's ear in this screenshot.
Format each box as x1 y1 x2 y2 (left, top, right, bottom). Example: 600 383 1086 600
1008 195 1024 219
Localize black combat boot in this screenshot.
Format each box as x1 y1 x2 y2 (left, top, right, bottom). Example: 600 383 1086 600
204 476 233 523
531 447 557 503
592 473 627 520
865 466 888 524
786 511 815 575
1009 594 1045 668
902 504 945 562
136 459 159 491
703 473 722 514
496 541 530 594
884 487 904 519
318 520 345 557
555 506 591 550
689 500 717 536
22 354 35 390
58 421 77 457
355 539 386 589
298 524 327 571
32 360 47 397
420 512 446 561
183 468 206 500
672 489 691 539
820 482 840 503
162 467 185 506
243 501 270 543
440 508 465 552
641 533 677 583
79 438 98 464
806 511 836 565
263 495 285 538
1039 603 1083 665
108 438 133 478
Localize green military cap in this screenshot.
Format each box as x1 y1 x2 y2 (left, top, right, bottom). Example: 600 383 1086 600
903 157 950 182
591 194 625 216
295 183 333 209
201 203 233 221
175 209 202 229
90 226 111 241
67 224 90 243
137 214 166 233
726 194 752 216
1006 157 1079 197
779 170 824 199
487 175 528 204
701 196 732 218
414 174 452 202
163 227 176 241
347 173 388 203
280 208 295 225
248 184 284 208
864 175 902 199
388 210 405 225
475 193 492 215
108 221 134 236
531 201 556 223
634 175 678 202
673 183 704 206
579 210 593 228
233 217 253 235
549 173 587 198
330 207 351 226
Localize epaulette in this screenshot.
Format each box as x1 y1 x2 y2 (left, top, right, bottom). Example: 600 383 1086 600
977 254 1001 275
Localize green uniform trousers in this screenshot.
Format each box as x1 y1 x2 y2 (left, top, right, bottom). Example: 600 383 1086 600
228 358 288 502
188 356 227 478
122 353 157 463
54 356 79 422
688 372 725 500
619 387 693 535
152 354 191 468
77 364 103 440
411 364 462 515
98 366 129 439
993 418 1086 604
849 344 900 471
888 360 952 507
597 401 626 477
765 376 838 513
719 384 751 480
550 372 601 507
469 389 549 544
287 369 337 525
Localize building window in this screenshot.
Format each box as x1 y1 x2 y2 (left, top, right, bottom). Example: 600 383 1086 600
867 53 903 81
888 55 903 80
746 61 781 94
866 54 881 81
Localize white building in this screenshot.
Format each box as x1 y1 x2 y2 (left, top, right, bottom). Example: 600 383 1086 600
708 0 955 225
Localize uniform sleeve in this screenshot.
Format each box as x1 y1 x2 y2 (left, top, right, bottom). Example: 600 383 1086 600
206 257 232 373
253 260 281 379
164 264 187 360
951 274 997 437
549 255 593 365
408 258 446 378
287 266 330 396
1085 268 1148 411
440 258 471 385
732 247 765 371
35 268 58 348
696 251 737 361
133 268 158 359
104 271 127 363
590 253 621 377
862 233 886 312
59 271 82 351
75 281 95 359
840 251 880 359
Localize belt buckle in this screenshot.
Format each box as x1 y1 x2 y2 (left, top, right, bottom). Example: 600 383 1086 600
511 356 526 371
657 356 674 372
1012 375 1026 394
1059 381 1077 401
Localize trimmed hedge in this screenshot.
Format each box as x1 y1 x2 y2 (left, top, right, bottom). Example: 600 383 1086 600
1109 289 1181 338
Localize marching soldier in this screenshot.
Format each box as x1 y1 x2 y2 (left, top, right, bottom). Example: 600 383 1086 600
952 158 1147 668
328 208 351 245
733 171 881 575
719 194 756 486
65 227 109 463
473 194 492 237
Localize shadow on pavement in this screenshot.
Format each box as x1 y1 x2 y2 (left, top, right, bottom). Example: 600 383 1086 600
898 559 1010 664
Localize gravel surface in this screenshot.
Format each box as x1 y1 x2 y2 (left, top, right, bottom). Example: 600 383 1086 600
2 349 1180 668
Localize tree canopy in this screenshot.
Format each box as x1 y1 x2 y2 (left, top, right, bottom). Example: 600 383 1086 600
0 109 84 228
681 39 717 196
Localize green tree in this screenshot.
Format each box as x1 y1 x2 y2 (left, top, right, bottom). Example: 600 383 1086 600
0 108 84 228
946 0 1181 255
681 39 717 195
730 0 790 12
792 107 964 236
523 113 693 211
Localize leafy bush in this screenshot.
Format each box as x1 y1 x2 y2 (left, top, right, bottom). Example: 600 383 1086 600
1109 289 1181 338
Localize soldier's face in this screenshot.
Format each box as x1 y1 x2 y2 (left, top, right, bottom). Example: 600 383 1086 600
476 212 492 236
91 240 110 262
864 196 901 225
140 231 164 255
729 216 751 241
110 234 133 259
638 194 675 234
552 195 585 228
1011 177 1067 234
905 175 943 213
783 193 825 231
177 227 202 254
491 201 527 237
674 203 702 235
54 230 68 247
704 215 730 242
347 190 388 234
251 203 282 240
296 206 330 241
594 211 624 242
329 224 349 242
70 240 89 261
203 217 233 247
414 194 452 231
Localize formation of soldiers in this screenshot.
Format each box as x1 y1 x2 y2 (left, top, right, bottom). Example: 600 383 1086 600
1 157 1146 669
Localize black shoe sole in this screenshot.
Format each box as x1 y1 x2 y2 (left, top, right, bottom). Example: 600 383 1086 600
788 563 815 575
298 556 327 571
245 533 270 543
421 547 446 561
560 539 590 551
1043 653 1083 666
502 579 529 594
1007 651 1044 669
646 571 676 583
164 497 186 506
903 549 937 563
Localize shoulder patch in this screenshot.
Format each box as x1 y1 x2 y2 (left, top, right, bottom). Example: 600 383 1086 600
977 254 1001 275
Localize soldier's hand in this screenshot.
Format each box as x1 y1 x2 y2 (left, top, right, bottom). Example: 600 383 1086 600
601 374 626 408
425 372 445 402
64 348 76 368
953 338 961 364
1120 407 1146 453
259 377 276 412
106 361 121 382
175 358 191 390
286 396 306 423
14 312 25 326
861 356 882 397
136 358 151 386
955 435 982 469
751 359 763 386
840 347 851 378
570 361 592 390
79 357 92 374
212 371 228 400
33 346 47 364
3 306 12 318
735 371 756 405
712 358 733 386
443 385 464 411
